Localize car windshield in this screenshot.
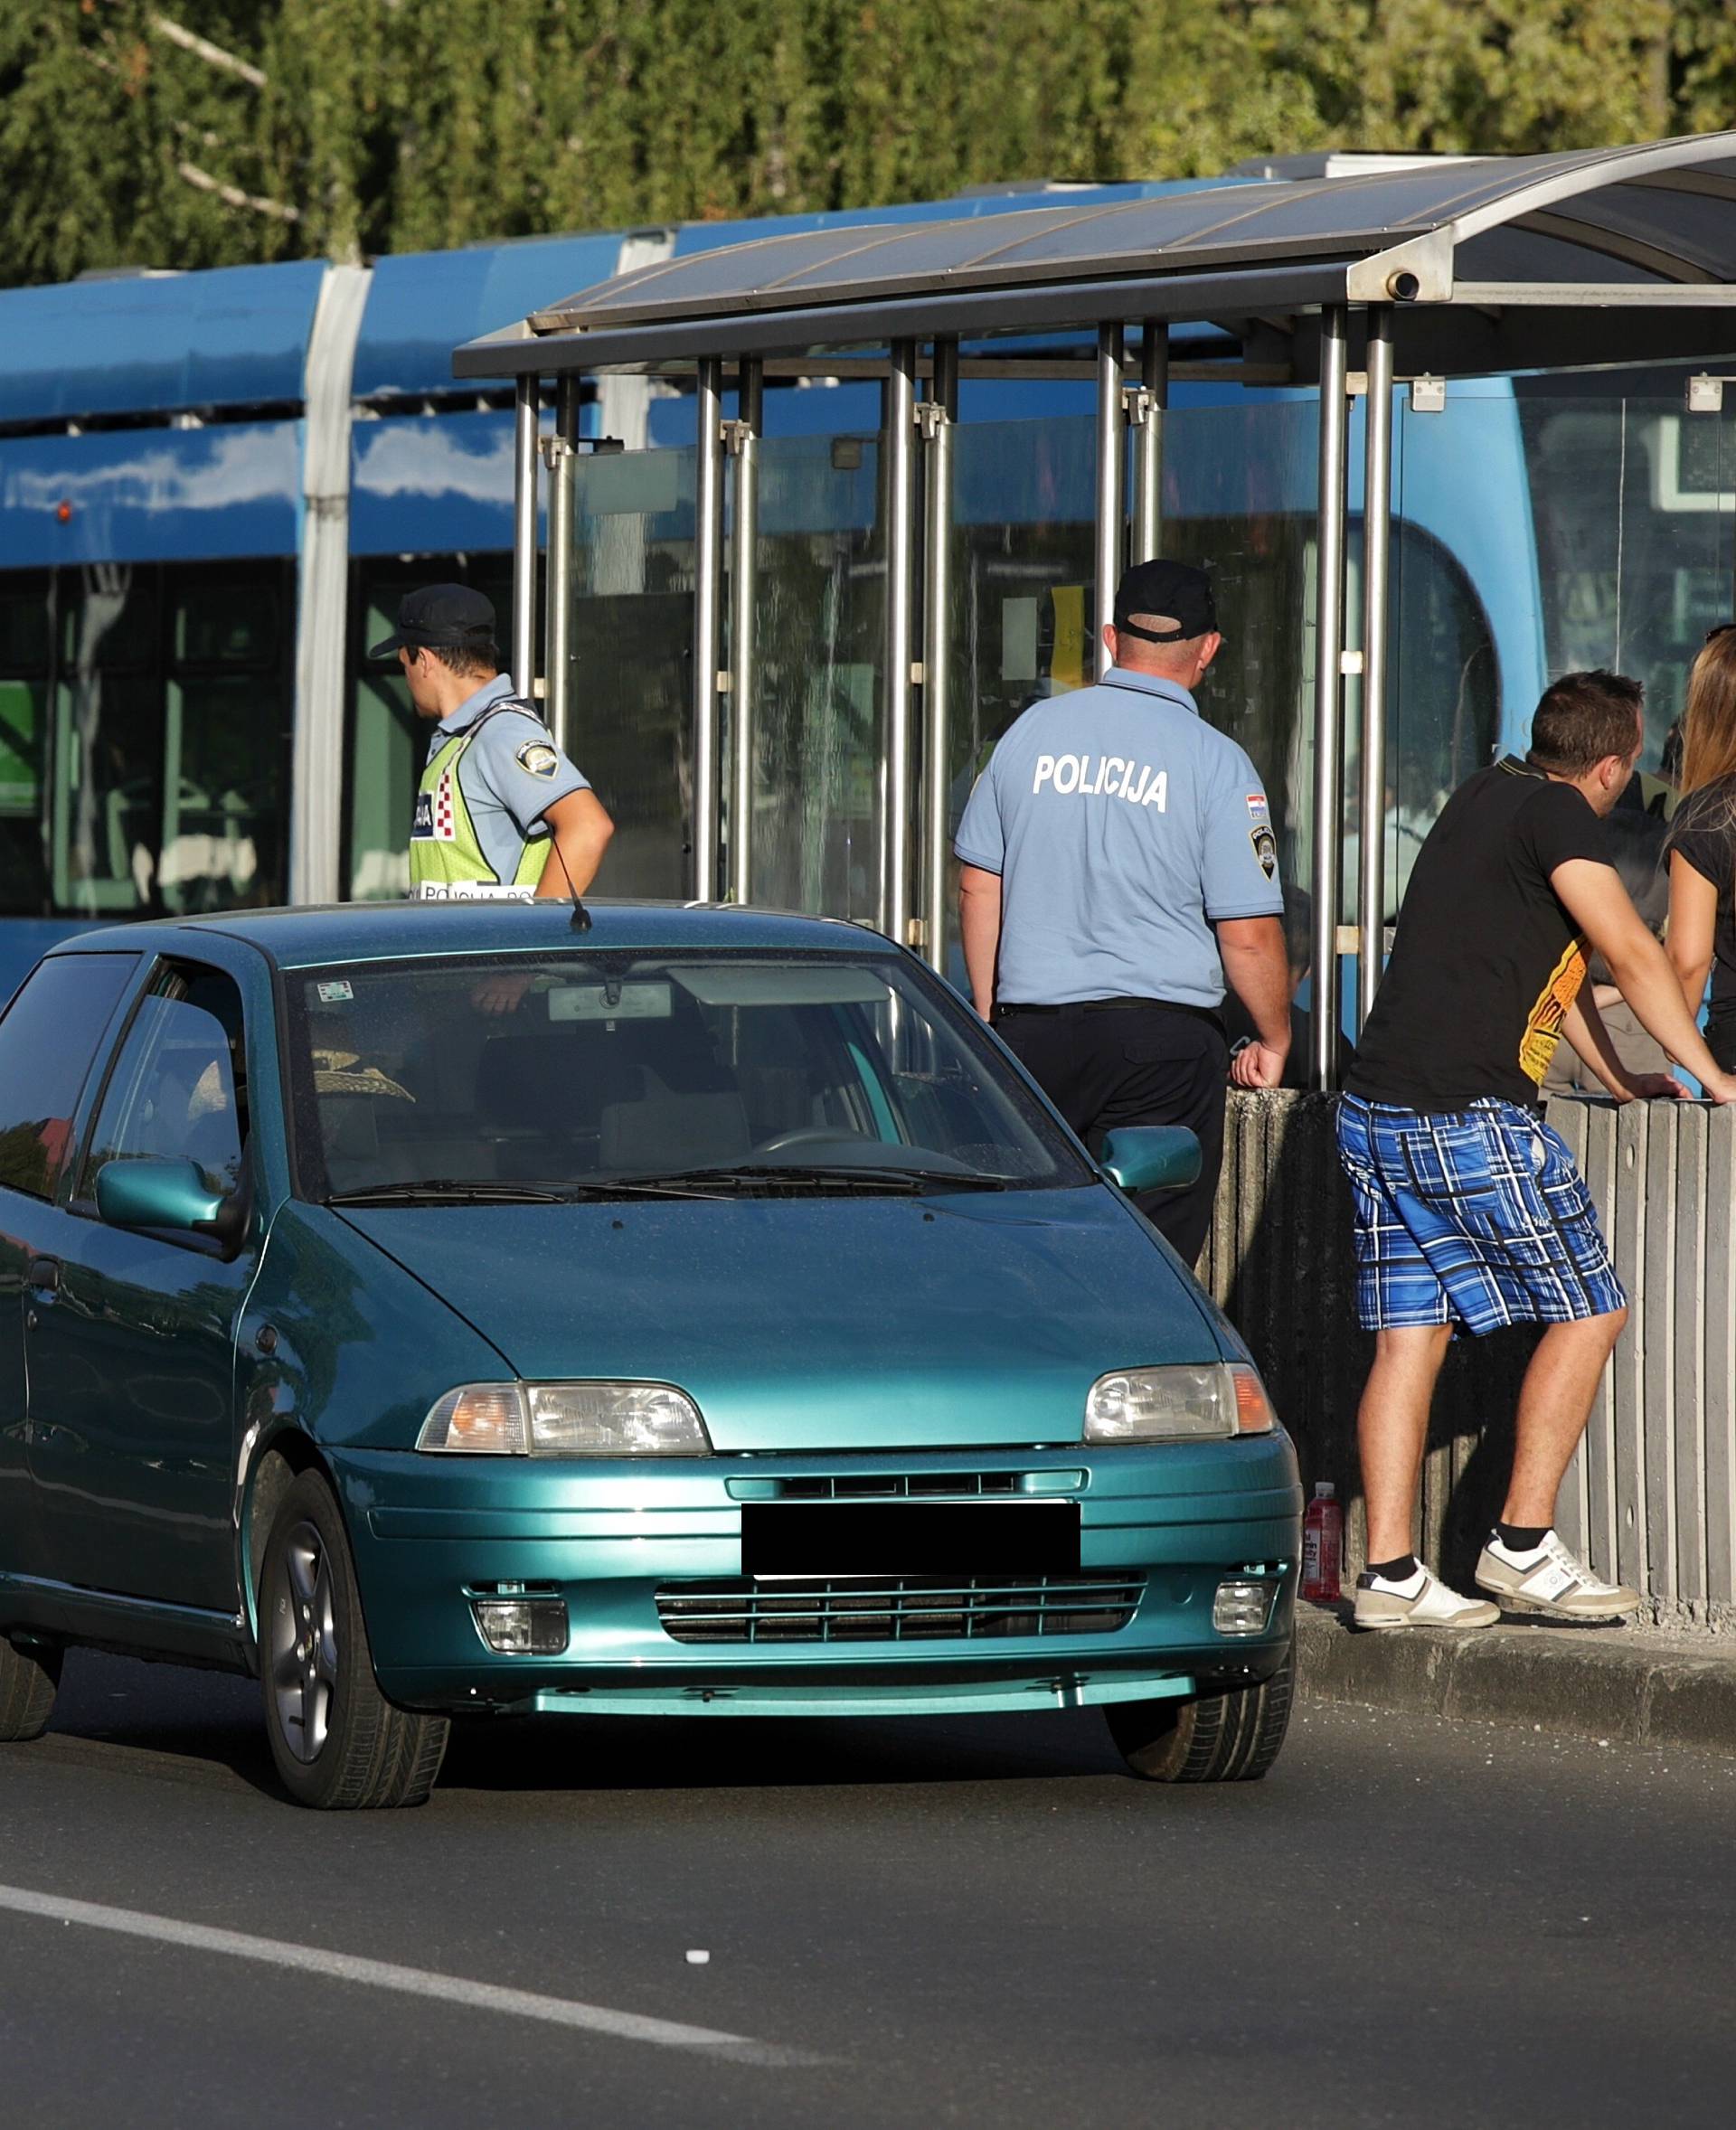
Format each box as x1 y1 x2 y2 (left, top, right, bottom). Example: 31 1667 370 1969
286 949 1094 1201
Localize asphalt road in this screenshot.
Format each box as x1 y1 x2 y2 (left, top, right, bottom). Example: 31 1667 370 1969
2 1654 1733 2130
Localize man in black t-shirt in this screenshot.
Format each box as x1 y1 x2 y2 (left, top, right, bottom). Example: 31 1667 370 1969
1338 672 1736 1632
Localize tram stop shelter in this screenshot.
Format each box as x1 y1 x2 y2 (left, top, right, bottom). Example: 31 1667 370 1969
455 131 1736 1085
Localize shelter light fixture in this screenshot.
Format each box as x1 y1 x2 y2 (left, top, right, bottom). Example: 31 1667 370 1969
1688 374 1730 414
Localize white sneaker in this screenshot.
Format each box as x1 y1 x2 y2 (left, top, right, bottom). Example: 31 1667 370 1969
1475 1531 1639 1621
1353 1563 1500 1631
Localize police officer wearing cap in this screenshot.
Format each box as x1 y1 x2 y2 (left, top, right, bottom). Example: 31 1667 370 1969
371 583 613 903
955 559 1292 1263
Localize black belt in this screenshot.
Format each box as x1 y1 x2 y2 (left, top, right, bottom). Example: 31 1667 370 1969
994 996 1225 1035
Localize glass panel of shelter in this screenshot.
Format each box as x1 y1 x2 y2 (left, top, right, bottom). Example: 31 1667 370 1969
533 361 1736 1004
742 431 885 923
567 445 694 900
1516 391 1736 769
937 411 1098 983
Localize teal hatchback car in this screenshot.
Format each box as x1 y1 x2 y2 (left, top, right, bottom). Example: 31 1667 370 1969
0 903 1299 1806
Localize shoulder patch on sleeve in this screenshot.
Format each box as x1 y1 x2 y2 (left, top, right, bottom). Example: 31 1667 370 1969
515 740 561 779
1249 825 1278 880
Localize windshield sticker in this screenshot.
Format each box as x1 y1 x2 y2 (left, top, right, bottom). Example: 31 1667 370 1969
316 980 354 1004
516 740 561 778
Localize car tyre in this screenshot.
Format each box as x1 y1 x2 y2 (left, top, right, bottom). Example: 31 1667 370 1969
1107 1643 1295 1783
0 1632 61 1742
259 1470 448 1809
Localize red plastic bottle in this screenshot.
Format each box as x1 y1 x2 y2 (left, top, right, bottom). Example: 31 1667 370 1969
1300 1481 1343 1603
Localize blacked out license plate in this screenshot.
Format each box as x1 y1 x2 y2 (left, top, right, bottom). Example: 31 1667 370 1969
741 1502 1081 1579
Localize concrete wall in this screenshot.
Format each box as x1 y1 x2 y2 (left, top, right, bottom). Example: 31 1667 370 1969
1201 1090 1736 1630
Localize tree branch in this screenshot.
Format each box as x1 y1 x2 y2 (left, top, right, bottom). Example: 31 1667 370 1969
176 160 299 221
151 15 268 90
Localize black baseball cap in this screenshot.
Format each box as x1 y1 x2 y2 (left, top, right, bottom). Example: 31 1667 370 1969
1113 559 1217 643
368 583 498 660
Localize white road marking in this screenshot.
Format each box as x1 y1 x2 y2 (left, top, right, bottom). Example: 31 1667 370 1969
0 1883 810 2065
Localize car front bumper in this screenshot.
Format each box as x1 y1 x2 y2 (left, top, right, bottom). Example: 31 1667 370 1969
333 1436 1303 1717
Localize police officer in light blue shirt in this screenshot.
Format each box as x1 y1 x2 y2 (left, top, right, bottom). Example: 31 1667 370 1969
955 559 1292 1262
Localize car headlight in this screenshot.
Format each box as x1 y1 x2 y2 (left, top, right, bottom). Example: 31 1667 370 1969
1083 1362 1276 1443
417 1381 712 1456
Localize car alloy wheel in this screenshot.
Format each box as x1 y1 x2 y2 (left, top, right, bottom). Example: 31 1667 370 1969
259 1469 448 1809
269 1520 338 1763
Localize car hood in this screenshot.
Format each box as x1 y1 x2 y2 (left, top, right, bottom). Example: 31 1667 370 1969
335 1186 1223 1453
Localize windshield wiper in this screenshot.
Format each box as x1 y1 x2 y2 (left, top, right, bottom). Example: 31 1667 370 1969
326 1180 572 1207
326 1175 734 1207
614 1162 1024 1194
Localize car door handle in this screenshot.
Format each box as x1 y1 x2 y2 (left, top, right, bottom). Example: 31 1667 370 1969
26 1257 60 1294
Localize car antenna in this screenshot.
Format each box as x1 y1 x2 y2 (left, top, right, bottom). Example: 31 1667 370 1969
547 834 592 933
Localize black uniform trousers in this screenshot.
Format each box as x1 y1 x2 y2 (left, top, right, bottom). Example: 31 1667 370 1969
994 1000 1228 1268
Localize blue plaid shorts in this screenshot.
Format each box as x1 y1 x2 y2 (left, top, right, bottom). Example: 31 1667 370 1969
1335 1094 1626 1336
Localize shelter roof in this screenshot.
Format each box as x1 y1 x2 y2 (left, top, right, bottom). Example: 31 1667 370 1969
453 133 1736 382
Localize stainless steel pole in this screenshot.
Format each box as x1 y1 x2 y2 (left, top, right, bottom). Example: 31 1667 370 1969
692 358 725 901
543 373 580 753
728 360 762 905
1132 324 1168 564
920 337 958 971
1357 313 1395 1032
882 341 918 946
1310 307 1351 1092
511 376 540 694
1093 324 1126 677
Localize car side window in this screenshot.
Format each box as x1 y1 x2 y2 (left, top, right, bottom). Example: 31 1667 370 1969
0 952 138 1202
80 961 250 1200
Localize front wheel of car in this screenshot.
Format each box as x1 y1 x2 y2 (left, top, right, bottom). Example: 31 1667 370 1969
259 1470 449 1809
1107 1644 1295 1783
0 1632 61 1742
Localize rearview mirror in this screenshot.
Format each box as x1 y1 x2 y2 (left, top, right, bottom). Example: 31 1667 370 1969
1099 1126 1201 1195
96 1157 241 1249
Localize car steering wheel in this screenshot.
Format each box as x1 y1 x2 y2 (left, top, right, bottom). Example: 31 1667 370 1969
751 1124 881 1155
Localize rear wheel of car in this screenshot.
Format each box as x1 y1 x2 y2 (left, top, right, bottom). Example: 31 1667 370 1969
1108 1644 1295 1783
259 1470 448 1809
0 1632 61 1742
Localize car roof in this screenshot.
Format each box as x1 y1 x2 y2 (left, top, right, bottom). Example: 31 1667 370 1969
46 900 893 973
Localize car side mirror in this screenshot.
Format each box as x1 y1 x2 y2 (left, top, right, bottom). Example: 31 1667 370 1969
95 1156 244 1251
1099 1126 1201 1194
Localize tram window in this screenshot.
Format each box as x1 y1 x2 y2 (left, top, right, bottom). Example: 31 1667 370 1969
54 648 163 918
0 578 51 909
175 578 281 667
344 559 513 902
0 561 290 920
1520 395 1735 762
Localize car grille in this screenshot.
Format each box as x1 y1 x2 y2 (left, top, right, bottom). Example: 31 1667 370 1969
726 1471 1083 1502
655 1574 1143 1645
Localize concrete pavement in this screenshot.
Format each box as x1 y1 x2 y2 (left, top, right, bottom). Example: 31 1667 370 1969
1297 1599 1736 1755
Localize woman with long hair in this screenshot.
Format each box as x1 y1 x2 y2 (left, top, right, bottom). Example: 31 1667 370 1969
1667 626 1736 1071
